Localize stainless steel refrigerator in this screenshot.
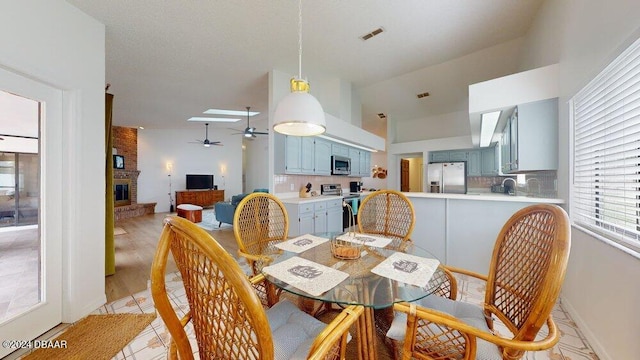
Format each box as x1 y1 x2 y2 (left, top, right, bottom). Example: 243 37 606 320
426 162 467 194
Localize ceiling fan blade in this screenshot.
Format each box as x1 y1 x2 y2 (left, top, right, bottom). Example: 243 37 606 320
252 131 269 135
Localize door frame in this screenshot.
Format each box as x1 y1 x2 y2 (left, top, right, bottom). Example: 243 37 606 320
0 67 63 358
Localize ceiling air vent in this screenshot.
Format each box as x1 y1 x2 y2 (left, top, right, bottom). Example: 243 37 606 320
417 92 430 99
377 113 387 119
360 27 385 41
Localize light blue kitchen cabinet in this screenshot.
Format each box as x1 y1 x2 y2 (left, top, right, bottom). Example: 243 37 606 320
285 198 343 236
284 135 302 174
300 137 315 174
331 143 349 157
314 200 327 233
314 138 332 175
481 144 499 176
359 151 371 177
467 150 481 176
501 98 558 173
449 151 468 162
500 116 511 173
326 198 343 232
429 151 450 162
349 148 360 177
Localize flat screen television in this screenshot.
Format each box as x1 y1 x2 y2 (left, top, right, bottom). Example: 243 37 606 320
186 174 214 190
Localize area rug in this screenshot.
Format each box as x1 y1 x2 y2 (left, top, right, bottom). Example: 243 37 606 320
197 209 232 231
22 313 155 360
114 227 127 235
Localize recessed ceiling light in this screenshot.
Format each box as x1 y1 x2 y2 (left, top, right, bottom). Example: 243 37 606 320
188 117 241 122
138 126 144 130
204 108 260 116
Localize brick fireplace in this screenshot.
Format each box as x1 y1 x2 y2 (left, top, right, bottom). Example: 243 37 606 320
113 126 156 220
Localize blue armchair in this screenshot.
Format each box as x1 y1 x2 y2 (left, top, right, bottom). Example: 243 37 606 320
214 189 268 227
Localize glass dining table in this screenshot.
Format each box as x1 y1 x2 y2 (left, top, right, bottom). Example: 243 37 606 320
261 232 448 360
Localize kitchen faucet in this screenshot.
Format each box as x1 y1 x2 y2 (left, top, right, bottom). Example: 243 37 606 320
501 177 517 196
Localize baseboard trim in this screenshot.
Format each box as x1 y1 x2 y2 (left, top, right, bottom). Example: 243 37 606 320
560 295 611 360
63 294 107 323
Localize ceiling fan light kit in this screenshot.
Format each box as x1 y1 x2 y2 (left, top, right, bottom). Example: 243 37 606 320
273 0 326 137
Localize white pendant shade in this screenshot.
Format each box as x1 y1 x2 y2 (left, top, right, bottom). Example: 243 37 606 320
273 91 326 136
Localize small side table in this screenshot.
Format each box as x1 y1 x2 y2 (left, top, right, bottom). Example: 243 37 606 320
176 204 203 223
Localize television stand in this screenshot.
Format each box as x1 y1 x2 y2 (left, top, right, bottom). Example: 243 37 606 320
175 189 224 209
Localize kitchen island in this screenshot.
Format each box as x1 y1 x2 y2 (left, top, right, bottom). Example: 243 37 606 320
404 192 564 274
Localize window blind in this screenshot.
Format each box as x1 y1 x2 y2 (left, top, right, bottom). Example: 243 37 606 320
572 36 640 253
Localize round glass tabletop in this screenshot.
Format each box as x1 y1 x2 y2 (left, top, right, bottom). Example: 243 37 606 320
261 232 447 309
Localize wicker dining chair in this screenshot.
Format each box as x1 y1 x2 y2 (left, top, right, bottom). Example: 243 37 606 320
387 204 571 360
233 192 289 274
151 216 363 360
358 189 416 246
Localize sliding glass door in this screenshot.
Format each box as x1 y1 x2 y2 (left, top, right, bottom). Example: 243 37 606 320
0 153 39 227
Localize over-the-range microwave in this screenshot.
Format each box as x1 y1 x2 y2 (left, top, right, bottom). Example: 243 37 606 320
331 155 351 175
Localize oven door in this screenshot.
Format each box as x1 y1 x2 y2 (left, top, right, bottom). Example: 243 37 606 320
342 196 359 230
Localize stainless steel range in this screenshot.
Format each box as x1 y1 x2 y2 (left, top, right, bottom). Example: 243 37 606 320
321 184 360 230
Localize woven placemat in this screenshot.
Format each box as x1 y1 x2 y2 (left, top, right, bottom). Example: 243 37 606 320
22 313 156 360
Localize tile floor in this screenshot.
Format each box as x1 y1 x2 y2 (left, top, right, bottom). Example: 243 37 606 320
9 271 600 360
0 227 39 322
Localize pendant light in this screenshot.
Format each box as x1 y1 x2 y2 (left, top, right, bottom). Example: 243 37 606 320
273 0 326 136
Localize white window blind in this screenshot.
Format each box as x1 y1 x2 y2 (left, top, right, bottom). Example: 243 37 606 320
572 36 640 253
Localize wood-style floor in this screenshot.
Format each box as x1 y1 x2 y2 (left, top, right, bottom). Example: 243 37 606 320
107 211 238 303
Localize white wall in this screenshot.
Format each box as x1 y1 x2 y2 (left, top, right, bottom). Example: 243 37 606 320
0 0 106 321
138 128 243 209
360 39 524 144
519 1 640 359
244 136 270 192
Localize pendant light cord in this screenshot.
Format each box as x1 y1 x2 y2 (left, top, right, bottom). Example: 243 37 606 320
298 0 303 79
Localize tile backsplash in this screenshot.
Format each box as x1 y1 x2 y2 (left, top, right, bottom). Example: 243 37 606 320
274 175 364 194
467 170 557 198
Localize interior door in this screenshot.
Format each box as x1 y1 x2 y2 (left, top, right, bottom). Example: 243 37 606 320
0 68 63 358
401 159 410 192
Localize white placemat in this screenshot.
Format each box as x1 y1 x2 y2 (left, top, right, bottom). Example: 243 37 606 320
335 233 393 248
262 256 349 296
371 252 440 288
275 234 329 253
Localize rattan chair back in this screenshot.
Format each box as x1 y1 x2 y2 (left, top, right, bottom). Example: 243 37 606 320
151 216 273 360
486 204 570 351
233 192 289 274
358 190 415 243
392 204 571 360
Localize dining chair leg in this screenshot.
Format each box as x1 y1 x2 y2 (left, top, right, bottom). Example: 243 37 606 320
356 307 377 360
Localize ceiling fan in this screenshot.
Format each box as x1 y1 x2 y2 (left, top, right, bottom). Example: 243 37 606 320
191 123 222 147
232 106 268 138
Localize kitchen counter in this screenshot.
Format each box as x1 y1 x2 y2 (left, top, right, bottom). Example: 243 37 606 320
405 192 566 274
404 191 564 204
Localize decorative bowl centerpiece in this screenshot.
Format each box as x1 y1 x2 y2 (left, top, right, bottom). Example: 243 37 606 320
330 236 363 260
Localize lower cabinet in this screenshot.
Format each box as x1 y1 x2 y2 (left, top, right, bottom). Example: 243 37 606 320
285 198 343 236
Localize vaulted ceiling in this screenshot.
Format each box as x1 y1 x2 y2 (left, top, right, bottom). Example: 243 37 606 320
66 0 543 134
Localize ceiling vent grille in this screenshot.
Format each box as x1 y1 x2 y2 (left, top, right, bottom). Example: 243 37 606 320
417 92 430 99
360 27 385 41
377 113 387 119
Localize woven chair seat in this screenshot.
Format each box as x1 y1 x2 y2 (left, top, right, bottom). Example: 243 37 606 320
387 294 503 359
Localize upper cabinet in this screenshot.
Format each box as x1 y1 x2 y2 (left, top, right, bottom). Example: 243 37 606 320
275 134 371 177
500 98 558 173
468 64 559 147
